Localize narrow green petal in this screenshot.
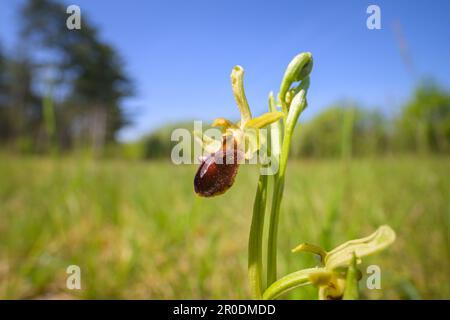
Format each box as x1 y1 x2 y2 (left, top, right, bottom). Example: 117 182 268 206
244 111 284 129
291 243 327 263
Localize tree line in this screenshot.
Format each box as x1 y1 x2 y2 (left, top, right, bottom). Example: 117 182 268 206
0 0 132 154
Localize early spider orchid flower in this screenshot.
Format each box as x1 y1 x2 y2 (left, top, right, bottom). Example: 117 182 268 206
263 225 396 300
194 66 283 197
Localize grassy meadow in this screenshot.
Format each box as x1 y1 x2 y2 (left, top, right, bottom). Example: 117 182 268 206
0 154 448 299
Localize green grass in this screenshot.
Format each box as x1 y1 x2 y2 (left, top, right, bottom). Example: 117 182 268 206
0 154 448 299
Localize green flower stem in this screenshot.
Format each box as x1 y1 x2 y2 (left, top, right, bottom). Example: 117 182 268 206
267 82 309 286
248 171 268 299
343 253 360 300
268 92 283 158
263 268 323 300
266 148 287 285
248 54 312 298
247 92 282 299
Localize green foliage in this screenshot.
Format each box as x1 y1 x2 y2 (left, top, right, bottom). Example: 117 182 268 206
0 47 11 141
292 106 389 158
0 0 133 153
396 82 450 153
1 56 43 151
142 122 196 159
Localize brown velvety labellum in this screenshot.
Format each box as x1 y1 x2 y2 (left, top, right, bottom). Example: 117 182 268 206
194 138 242 197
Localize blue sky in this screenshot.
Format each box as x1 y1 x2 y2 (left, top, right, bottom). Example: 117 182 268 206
1 0 450 141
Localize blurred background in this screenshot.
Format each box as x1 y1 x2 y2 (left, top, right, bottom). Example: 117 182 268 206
0 0 449 299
